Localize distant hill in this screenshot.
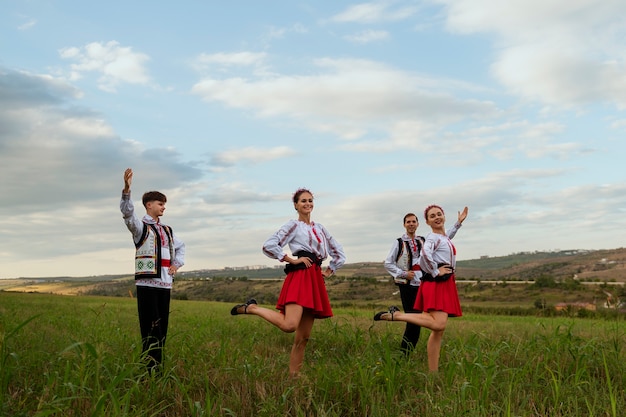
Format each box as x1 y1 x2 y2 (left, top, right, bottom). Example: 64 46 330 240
3 248 625 284
2 248 625 299
177 248 626 283
456 248 626 283
3 248 625 314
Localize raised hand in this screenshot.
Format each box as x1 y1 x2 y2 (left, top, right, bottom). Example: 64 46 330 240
457 206 468 224
123 168 133 193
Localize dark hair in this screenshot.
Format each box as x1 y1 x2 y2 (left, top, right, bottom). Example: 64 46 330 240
424 204 444 220
403 213 418 223
292 188 313 203
142 191 167 207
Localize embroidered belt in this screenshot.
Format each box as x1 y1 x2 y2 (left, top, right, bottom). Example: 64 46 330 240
161 259 171 267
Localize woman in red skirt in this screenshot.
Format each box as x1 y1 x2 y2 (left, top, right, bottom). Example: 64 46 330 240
374 204 468 372
231 188 346 378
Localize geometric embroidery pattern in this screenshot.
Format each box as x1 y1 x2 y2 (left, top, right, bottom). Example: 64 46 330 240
134 223 160 277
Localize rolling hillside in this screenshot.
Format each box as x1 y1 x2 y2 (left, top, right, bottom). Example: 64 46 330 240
2 249 624 307
179 247 626 283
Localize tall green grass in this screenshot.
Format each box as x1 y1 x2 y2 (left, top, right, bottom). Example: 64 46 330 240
0 292 624 416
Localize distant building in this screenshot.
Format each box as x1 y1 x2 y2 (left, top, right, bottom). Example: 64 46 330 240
224 265 269 271
554 302 596 311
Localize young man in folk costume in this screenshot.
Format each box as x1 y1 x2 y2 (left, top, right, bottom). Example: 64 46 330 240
120 168 185 374
384 213 425 353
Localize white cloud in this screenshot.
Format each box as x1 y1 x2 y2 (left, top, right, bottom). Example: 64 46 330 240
330 1 418 23
211 146 296 167
492 44 626 107
195 52 268 67
17 19 37 30
0 68 202 214
192 57 498 141
59 41 151 92
610 119 626 130
433 0 626 107
344 29 390 43
193 52 272 78
264 23 308 41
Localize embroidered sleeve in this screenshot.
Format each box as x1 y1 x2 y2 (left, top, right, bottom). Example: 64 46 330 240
446 221 462 240
120 193 144 243
318 224 346 272
172 233 185 267
419 234 440 277
262 220 298 261
384 239 406 279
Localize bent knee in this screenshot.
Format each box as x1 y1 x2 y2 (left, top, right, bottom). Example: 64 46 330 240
431 322 447 332
433 325 446 332
280 323 298 333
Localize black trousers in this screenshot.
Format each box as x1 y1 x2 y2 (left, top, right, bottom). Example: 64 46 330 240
397 284 421 352
136 286 171 372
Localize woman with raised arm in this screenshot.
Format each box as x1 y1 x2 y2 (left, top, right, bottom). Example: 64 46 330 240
374 204 468 372
231 188 346 378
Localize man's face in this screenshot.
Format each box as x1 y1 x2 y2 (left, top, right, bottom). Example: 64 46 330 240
404 215 418 234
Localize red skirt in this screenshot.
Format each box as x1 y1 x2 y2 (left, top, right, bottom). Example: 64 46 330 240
276 264 333 319
414 275 462 317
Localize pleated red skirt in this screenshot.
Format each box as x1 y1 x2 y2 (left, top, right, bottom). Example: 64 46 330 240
276 264 333 319
414 275 462 317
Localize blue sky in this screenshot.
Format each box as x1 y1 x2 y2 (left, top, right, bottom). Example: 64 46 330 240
2 0 625 278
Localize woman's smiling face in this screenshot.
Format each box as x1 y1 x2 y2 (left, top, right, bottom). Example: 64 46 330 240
294 192 314 215
426 206 445 227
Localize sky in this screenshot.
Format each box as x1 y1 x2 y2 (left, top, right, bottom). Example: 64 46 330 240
2 0 626 279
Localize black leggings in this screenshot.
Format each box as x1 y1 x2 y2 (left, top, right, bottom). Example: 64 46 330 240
398 284 421 352
136 286 171 371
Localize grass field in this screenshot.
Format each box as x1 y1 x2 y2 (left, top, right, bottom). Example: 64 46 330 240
0 291 624 416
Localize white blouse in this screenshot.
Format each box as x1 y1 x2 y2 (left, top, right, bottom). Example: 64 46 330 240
262 219 346 272
420 227 460 279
